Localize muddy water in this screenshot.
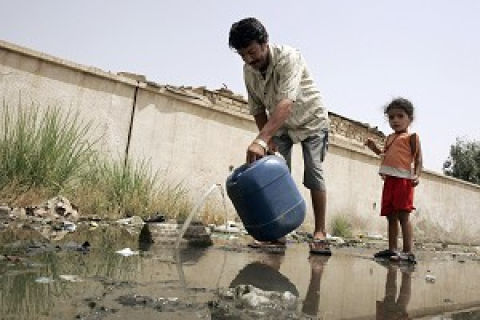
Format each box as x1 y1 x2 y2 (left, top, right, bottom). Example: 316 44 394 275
1 229 479 319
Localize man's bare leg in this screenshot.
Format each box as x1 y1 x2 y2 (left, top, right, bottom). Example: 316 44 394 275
311 189 327 239
309 189 330 254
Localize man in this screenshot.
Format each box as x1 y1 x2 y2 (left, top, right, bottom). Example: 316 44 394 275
228 17 331 255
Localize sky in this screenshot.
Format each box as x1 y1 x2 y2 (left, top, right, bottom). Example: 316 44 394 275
1 1 479 173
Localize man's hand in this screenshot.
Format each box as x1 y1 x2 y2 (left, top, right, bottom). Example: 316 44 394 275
268 140 278 153
246 141 267 164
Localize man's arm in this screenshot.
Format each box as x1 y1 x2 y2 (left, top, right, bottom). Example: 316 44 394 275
256 98 294 143
253 111 268 131
247 99 294 163
246 48 301 163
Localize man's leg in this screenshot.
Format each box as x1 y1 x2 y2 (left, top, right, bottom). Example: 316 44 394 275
272 134 293 169
311 189 327 239
301 130 330 254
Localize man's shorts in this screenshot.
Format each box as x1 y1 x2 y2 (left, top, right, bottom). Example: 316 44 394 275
381 176 414 216
272 128 328 191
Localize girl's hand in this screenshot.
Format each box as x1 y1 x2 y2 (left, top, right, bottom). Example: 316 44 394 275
364 138 376 150
411 176 420 187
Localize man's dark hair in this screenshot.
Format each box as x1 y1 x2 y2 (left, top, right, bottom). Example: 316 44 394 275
385 97 415 120
228 17 269 50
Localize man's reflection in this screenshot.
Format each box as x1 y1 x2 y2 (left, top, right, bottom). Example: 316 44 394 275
229 252 299 297
302 255 331 317
376 262 414 320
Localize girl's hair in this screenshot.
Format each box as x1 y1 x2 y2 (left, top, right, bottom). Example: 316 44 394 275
228 17 269 51
385 97 415 120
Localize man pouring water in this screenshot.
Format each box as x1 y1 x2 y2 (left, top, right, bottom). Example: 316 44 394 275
228 17 332 255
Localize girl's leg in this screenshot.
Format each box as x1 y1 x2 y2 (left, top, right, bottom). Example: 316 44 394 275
398 211 413 253
387 213 400 252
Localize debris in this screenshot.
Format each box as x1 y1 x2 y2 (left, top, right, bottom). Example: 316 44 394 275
116 216 144 226
327 235 345 244
425 274 436 283
139 224 154 244
59 275 84 282
63 221 76 232
366 234 383 240
116 248 139 257
144 214 165 223
213 221 242 234
5 255 23 263
35 277 55 284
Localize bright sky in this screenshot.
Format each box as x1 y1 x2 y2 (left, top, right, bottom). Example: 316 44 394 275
2 1 479 173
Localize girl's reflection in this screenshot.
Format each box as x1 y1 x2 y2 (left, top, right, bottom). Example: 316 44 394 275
376 261 414 320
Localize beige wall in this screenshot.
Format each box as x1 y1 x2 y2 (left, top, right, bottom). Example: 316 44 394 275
1 40 479 244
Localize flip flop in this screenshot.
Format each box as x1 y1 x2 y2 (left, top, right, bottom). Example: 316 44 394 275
374 249 397 259
248 240 287 252
309 238 332 256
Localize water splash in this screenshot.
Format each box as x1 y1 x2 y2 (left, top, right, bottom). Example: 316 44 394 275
175 183 228 248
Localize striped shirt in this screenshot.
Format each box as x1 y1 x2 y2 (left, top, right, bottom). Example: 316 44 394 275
244 44 329 143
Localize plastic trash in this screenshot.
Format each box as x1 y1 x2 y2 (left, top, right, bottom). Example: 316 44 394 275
35 277 54 284
213 221 242 233
116 248 139 257
63 221 76 232
59 275 83 282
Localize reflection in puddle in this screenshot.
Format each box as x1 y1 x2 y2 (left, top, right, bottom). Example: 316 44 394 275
229 252 299 296
1 230 479 319
375 260 413 319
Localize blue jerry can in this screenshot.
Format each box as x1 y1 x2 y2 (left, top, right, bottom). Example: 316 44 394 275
226 155 306 241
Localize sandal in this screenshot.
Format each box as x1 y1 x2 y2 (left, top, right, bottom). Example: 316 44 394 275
390 252 417 264
309 239 332 256
374 249 397 259
248 240 286 252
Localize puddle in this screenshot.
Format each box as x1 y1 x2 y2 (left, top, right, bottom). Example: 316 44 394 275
1 227 479 319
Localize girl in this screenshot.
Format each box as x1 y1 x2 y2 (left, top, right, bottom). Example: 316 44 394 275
365 97 423 264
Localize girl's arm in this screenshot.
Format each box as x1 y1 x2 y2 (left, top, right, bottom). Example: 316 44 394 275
412 138 423 186
365 138 382 156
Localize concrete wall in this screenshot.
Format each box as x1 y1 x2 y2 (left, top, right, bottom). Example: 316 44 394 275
1 40 479 244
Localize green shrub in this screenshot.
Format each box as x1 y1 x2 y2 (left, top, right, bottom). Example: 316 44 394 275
0 102 96 192
0 101 218 221
73 157 166 218
331 215 353 238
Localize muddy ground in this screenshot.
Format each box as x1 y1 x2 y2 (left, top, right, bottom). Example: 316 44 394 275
1 215 480 319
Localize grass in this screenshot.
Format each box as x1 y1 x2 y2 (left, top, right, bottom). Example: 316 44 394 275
0 101 223 221
330 214 353 238
0 102 96 193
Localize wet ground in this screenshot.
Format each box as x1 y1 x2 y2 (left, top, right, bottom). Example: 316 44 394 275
1 224 480 320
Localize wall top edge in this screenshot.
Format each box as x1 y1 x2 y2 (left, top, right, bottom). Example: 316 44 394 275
0 39 139 87
0 39 379 135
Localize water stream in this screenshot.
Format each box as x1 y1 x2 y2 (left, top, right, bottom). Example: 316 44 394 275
175 183 228 248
